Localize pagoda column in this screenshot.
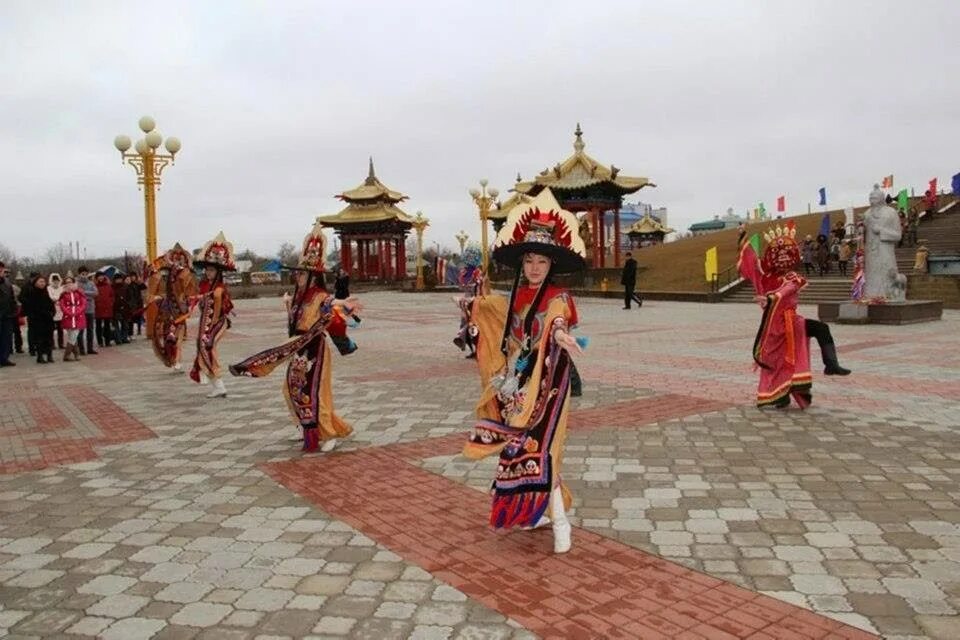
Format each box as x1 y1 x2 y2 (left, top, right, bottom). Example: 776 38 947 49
358 240 367 280
378 238 387 280
397 237 407 279
597 209 606 269
340 235 351 274
613 208 621 267
386 238 395 280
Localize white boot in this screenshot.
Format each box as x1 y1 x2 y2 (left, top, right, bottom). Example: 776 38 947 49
206 378 227 398
320 438 339 453
173 361 182 373
199 372 209 385
550 486 571 554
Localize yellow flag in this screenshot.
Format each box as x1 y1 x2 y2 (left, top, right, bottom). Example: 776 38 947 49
705 246 718 283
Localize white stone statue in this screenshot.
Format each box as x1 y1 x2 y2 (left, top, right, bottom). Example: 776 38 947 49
863 184 905 301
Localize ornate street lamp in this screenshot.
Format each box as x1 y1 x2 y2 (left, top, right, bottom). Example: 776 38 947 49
455 230 469 254
469 179 499 272
411 211 430 291
113 116 181 262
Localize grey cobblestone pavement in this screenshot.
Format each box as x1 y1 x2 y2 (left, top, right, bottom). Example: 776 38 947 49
0 292 958 639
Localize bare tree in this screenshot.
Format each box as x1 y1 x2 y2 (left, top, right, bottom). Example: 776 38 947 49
43 242 72 268
277 242 298 265
0 242 14 265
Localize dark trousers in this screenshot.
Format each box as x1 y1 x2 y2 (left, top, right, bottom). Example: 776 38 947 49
838 260 848 276
13 319 23 352
0 317 12 363
805 318 838 366
80 314 95 352
96 318 112 346
27 321 37 354
624 284 642 308
33 323 53 359
54 320 63 349
114 319 128 343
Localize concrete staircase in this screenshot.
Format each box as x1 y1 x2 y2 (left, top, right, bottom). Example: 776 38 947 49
725 276 853 304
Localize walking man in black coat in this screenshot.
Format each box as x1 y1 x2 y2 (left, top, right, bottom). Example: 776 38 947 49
621 252 643 309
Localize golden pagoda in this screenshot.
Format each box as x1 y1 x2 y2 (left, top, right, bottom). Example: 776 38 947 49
627 213 674 248
316 159 414 281
512 124 655 268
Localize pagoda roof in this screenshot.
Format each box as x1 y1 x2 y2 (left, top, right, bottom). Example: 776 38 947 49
488 187 532 221
513 124 655 196
335 158 409 204
316 202 415 229
628 213 674 235
317 159 415 229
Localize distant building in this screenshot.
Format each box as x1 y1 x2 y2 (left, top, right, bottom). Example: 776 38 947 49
689 216 729 236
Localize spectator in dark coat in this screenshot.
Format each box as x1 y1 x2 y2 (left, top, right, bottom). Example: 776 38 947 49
94 273 115 347
112 274 130 344
21 275 55 363
0 262 16 366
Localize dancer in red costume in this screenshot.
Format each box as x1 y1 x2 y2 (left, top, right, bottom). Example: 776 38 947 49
738 221 850 409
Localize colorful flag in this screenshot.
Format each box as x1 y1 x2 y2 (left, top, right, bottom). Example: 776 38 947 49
776 196 785 212
758 202 766 218
818 213 831 239
704 246 718 283
952 172 960 196
897 188 909 211
753 208 759 220
818 187 827 206
737 236 763 295
881 175 894 189
929 177 938 195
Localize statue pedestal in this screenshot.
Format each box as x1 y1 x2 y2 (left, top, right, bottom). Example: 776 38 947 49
818 300 943 325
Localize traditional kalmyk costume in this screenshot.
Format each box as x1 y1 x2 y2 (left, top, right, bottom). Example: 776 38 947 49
452 247 483 359
147 243 198 372
462 188 585 554
190 231 236 398
229 222 357 453
738 221 851 409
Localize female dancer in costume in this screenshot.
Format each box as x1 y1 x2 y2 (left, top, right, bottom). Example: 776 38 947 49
462 188 585 554
189 231 236 398
147 243 198 373
738 221 851 409
452 247 483 359
229 222 358 453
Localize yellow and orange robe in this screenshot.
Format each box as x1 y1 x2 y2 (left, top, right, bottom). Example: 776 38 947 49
189 280 232 383
463 285 577 529
229 287 352 443
148 267 197 368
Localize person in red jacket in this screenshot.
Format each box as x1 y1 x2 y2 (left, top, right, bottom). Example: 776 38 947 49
58 276 87 361
94 273 115 347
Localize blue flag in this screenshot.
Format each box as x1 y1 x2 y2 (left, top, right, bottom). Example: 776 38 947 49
818 213 831 238
952 172 960 196
818 187 827 206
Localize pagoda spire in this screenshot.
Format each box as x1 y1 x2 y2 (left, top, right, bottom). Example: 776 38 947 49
573 122 585 153
366 156 377 185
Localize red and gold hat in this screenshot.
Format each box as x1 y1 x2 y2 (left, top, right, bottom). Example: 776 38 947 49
492 188 586 273
284 220 327 273
164 242 193 271
195 231 237 272
761 220 801 275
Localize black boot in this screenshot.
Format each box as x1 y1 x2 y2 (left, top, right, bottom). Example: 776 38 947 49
569 362 583 398
822 343 851 376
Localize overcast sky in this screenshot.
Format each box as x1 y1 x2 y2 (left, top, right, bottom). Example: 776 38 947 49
2 0 957 261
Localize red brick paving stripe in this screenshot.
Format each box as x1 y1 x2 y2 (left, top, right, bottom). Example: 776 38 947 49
61 386 156 446
836 339 895 354
261 444 876 639
570 394 734 430
25 397 71 432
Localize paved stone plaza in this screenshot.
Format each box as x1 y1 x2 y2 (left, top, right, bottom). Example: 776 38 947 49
1 292 959 639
